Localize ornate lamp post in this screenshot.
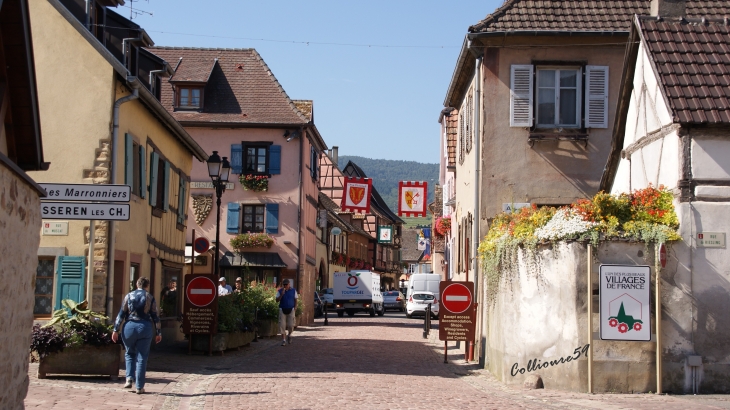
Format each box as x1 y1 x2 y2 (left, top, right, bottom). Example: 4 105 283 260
207 151 230 279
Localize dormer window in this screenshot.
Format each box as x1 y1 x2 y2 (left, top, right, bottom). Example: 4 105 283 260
177 87 202 109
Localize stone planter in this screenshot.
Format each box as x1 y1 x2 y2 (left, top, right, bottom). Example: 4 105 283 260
38 344 121 380
295 314 302 329
256 319 278 337
191 331 255 352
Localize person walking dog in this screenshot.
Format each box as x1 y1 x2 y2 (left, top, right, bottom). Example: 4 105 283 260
276 279 298 346
112 277 162 394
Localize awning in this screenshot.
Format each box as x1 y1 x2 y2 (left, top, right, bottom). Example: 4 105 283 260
219 251 287 268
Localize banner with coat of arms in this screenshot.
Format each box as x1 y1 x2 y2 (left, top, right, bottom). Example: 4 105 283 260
398 181 428 217
341 177 372 214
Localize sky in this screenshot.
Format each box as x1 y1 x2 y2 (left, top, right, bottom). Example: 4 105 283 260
125 0 503 163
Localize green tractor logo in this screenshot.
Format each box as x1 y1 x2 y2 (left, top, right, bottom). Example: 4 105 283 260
608 302 642 333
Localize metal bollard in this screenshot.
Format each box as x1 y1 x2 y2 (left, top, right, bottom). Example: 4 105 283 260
252 308 259 342
324 302 328 326
423 304 431 339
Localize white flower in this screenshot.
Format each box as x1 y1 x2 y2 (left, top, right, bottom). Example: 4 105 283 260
535 209 597 241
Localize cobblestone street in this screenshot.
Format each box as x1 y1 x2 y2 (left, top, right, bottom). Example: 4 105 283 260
26 314 730 410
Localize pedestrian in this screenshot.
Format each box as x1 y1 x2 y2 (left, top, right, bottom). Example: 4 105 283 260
218 277 232 296
233 277 244 294
111 277 162 394
276 279 298 346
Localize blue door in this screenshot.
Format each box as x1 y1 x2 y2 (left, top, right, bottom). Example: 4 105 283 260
55 256 86 310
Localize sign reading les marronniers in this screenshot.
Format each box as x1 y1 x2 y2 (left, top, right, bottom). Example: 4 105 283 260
182 275 218 335
439 281 476 342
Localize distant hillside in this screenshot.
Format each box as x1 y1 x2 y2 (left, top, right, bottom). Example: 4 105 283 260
338 155 438 214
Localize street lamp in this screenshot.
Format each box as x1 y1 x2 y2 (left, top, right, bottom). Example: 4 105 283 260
207 150 230 279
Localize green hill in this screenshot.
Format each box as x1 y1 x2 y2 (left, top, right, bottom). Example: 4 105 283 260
338 155 438 216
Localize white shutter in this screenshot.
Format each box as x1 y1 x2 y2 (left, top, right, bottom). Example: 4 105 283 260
585 65 609 128
510 65 533 127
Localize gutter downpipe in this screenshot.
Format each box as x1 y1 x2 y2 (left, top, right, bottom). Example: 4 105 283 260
106 81 139 318
122 37 142 70
297 127 305 291
472 53 482 364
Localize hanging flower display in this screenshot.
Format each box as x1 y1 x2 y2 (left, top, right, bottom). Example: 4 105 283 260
434 216 451 237
239 174 269 192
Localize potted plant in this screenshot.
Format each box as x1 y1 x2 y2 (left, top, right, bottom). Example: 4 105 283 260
31 299 121 380
239 174 269 192
191 291 256 352
230 232 275 251
294 298 304 328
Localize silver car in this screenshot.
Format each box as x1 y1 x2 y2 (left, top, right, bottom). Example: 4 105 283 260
382 290 405 312
406 291 439 319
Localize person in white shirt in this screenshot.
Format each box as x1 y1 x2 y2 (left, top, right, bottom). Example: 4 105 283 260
218 277 232 296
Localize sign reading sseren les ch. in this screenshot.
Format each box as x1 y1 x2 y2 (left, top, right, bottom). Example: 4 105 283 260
439 281 476 342
41 202 130 221
600 264 651 342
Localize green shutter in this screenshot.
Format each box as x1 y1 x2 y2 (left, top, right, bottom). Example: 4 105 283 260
139 145 146 199
163 161 170 212
149 151 159 207
177 174 186 225
55 256 86 310
124 134 133 186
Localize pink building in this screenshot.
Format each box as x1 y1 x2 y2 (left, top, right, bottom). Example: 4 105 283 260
147 47 327 323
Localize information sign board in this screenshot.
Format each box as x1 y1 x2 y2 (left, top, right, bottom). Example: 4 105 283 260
39 183 131 202
439 281 476 342
41 202 130 220
42 221 68 236
697 232 726 248
182 275 218 335
599 264 651 341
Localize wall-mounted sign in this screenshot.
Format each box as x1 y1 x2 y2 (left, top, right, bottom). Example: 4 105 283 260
398 181 428 217
190 181 235 190
331 227 342 236
341 177 372 214
502 203 531 213
599 264 651 342
41 202 130 221
378 226 393 243
697 232 726 248
42 221 68 236
39 183 130 202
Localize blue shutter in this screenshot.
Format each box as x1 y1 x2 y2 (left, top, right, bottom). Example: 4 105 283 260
138 145 146 199
124 134 133 186
265 203 279 234
163 161 170 211
55 256 86 310
226 203 240 234
269 145 281 175
149 151 159 207
231 144 242 174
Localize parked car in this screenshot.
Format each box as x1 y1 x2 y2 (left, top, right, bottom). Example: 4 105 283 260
383 290 405 312
314 292 324 317
406 291 439 319
319 288 334 308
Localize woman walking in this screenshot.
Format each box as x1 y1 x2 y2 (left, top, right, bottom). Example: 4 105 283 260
111 277 162 394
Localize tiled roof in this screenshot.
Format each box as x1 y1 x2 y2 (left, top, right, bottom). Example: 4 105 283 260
401 229 423 261
145 47 309 125
469 1 729 34
293 100 313 122
639 16 730 124
170 56 216 83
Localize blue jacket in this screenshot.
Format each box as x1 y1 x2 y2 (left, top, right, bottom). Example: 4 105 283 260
114 289 161 335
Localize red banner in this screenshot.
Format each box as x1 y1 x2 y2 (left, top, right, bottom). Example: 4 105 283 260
341 177 372 214
398 181 428 217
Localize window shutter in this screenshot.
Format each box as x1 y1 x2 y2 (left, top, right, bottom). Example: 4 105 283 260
149 151 159 207
226 203 240 234
510 65 534 127
124 133 133 186
138 145 146 199
269 145 281 175
163 161 170 211
55 256 86 310
177 174 185 225
585 65 609 128
265 203 279 234
230 144 242 174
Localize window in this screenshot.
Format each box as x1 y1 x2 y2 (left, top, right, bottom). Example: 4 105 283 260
244 144 268 174
34 258 55 317
242 204 265 232
149 151 169 213
310 146 319 180
536 68 581 128
178 87 202 108
160 269 180 318
129 263 140 292
124 134 146 198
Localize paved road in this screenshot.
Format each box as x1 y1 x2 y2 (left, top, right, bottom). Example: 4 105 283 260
26 312 730 409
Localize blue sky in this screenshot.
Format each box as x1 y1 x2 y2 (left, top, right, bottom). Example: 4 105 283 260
126 0 502 163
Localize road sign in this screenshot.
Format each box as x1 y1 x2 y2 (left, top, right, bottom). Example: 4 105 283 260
441 283 472 314
194 237 210 254
39 183 131 202
186 276 217 307
41 202 130 220
599 264 651 341
659 243 667 268
439 281 476 342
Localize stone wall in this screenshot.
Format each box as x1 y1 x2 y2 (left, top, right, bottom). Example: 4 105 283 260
0 164 43 409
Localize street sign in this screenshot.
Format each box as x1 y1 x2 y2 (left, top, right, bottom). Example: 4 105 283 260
42 221 68 236
441 283 472 314
439 281 476 342
659 243 667 268
39 183 131 202
183 275 218 335
41 202 130 220
190 181 235 190
599 264 651 341
697 232 726 248
193 237 210 254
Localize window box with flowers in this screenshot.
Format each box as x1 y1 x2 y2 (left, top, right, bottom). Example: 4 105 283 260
331 251 349 266
239 174 269 192
230 232 275 252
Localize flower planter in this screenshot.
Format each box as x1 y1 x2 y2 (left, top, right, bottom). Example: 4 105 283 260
256 319 278 337
191 331 256 352
38 344 121 380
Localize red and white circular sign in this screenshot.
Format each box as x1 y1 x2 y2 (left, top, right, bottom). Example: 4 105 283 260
186 276 217 307
659 243 667 268
441 283 472 314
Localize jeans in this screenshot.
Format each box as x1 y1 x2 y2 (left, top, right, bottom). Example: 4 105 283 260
121 320 154 389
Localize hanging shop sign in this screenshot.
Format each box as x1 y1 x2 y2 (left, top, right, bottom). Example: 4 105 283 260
39 183 130 202
41 202 130 221
398 181 428 217
378 226 393 243
599 264 651 342
341 177 372 214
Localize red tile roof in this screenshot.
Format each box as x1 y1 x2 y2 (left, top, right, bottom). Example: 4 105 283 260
145 47 309 125
639 16 730 124
169 56 216 83
469 1 729 33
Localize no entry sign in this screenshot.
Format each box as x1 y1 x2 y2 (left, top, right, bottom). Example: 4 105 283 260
183 275 218 335
439 281 476 342
659 243 667 268
186 276 216 307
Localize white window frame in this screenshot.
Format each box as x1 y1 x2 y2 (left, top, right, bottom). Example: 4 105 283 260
535 67 582 128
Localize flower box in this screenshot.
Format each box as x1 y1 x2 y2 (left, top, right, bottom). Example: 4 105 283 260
38 343 121 380
256 319 279 337
191 331 255 352
239 174 269 192
230 233 274 251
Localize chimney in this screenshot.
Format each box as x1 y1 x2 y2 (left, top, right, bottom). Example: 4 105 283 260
650 0 686 17
332 146 339 166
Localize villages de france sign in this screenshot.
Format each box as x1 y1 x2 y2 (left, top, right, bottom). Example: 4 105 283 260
599 264 651 342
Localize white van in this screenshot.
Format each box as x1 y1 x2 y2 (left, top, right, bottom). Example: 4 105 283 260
333 271 384 317
407 273 441 300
